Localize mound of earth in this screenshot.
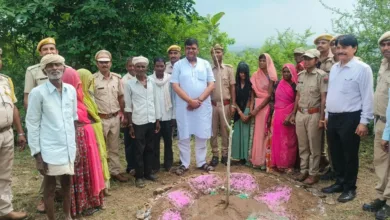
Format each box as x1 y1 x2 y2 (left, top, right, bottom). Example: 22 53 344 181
147 172 323 220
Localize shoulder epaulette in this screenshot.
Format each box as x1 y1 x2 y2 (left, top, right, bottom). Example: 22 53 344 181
26 63 40 71
224 64 233 68
111 72 122 78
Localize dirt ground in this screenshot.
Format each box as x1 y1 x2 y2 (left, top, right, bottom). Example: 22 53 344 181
10 136 378 220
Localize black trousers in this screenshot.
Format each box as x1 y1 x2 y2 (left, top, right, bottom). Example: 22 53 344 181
153 120 173 170
327 111 361 191
133 123 155 179
122 126 136 173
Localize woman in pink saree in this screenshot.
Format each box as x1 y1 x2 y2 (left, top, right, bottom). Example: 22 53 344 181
271 64 298 173
62 68 105 217
250 53 277 170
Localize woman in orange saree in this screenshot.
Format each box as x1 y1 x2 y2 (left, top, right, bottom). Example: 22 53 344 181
250 53 277 170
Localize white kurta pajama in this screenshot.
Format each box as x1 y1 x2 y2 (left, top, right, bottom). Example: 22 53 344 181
171 57 215 168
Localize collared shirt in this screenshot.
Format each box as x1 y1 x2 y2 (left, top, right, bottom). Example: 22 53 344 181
93 71 124 114
124 76 161 125
26 81 78 165
24 64 48 93
170 57 215 140
211 63 235 101
296 68 328 108
374 58 390 117
165 62 174 74
121 72 136 86
151 73 175 121
318 52 335 73
0 74 16 128
325 57 374 124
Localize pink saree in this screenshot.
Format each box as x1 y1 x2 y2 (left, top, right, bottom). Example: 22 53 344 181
63 68 105 198
271 64 298 169
250 53 277 167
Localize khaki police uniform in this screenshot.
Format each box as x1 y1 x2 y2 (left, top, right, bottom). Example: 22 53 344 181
318 53 335 73
0 74 16 216
24 64 48 93
374 58 390 203
210 63 235 157
296 68 328 176
94 71 124 175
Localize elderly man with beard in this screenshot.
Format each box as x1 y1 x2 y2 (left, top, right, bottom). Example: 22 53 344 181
322 35 374 203
166 45 181 74
26 54 78 220
124 56 161 188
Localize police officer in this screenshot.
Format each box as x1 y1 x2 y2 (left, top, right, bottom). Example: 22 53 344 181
209 44 235 167
93 50 128 182
290 49 328 185
0 47 28 220
166 45 181 74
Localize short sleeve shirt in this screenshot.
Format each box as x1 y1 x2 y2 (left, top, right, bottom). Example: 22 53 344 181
24 64 48 93
93 71 124 114
211 64 235 101
0 74 16 127
374 59 390 116
297 68 328 108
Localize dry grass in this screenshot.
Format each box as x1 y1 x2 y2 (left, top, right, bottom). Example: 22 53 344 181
10 135 379 219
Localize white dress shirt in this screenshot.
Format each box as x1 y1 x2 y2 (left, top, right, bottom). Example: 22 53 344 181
325 57 374 124
26 81 78 165
124 76 161 125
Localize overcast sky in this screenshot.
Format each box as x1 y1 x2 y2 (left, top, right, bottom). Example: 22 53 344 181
194 0 356 50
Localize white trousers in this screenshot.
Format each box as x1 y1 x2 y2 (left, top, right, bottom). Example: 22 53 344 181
178 136 207 168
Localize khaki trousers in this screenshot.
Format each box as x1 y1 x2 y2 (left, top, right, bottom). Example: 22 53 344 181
210 104 230 157
296 111 322 176
374 120 390 204
0 129 14 216
102 115 121 175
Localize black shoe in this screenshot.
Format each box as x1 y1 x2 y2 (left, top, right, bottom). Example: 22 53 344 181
362 199 386 212
221 156 228 165
376 204 390 220
321 183 343 194
337 190 356 203
209 156 219 167
320 170 335 181
145 174 158 181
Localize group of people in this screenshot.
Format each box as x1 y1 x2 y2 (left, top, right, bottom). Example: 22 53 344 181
0 31 390 220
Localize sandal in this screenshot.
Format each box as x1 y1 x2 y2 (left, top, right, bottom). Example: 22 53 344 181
175 165 188 176
199 163 215 172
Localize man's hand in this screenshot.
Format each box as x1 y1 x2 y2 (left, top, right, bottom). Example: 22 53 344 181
129 126 135 138
289 114 296 125
187 99 201 111
381 140 389 152
318 120 325 129
355 123 368 137
155 121 161 133
283 115 291 126
324 119 328 130
230 106 236 116
35 153 47 175
17 135 27 151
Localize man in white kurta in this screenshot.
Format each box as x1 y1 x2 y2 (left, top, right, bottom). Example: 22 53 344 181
171 38 215 174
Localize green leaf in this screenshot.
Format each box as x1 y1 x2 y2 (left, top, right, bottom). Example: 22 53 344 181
210 12 225 26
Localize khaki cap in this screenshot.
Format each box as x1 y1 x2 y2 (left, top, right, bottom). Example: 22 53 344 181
302 49 320 59
378 31 390 44
167 45 181 53
95 50 112 61
314 34 334 44
210 44 224 53
37 37 56 52
293 47 305 54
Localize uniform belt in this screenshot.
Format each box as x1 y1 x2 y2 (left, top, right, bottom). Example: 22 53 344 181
298 107 320 114
98 111 119 119
0 125 12 133
212 100 230 106
375 115 387 123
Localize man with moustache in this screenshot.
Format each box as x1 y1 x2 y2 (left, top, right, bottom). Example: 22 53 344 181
315 34 335 73
322 35 374 203
26 54 78 220
294 47 305 73
93 50 128 182
362 31 390 220
166 45 181 74
171 38 215 175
